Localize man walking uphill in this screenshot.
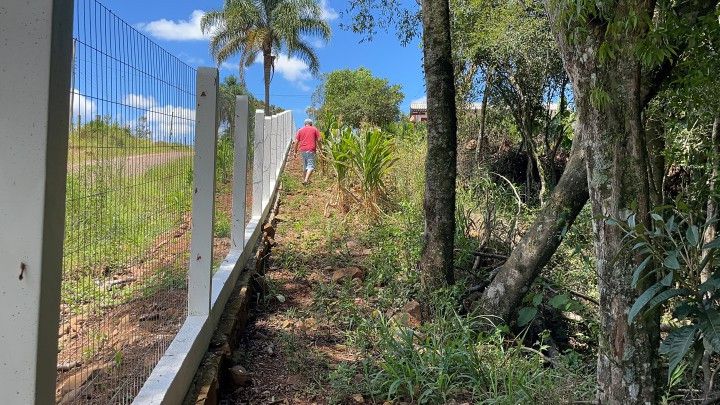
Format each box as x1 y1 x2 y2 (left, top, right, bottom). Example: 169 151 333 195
293 118 321 184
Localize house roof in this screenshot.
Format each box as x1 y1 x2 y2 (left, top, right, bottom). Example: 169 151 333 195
410 101 484 112
410 101 427 110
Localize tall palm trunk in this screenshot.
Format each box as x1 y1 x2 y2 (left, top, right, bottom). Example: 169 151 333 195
263 49 273 113
420 0 458 297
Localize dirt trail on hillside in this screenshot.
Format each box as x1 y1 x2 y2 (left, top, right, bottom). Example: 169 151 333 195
68 150 191 176
221 156 368 405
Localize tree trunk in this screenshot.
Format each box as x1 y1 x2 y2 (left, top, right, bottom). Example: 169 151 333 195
475 132 588 321
645 116 665 206
547 2 659 403
702 115 720 282
420 0 458 294
581 69 659 405
263 50 272 114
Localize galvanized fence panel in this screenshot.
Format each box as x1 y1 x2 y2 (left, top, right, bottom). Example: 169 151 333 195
57 0 196 402
0 0 296 402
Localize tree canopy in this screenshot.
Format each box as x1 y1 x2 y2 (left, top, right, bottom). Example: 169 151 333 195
201 0 331 113
313 67 404 128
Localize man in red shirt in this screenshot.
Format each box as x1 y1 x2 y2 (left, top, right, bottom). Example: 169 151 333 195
293 118 321 184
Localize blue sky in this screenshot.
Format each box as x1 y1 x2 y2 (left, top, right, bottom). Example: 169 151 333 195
101 0 426 128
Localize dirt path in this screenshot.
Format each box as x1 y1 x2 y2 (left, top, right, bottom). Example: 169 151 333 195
69 150 191 176
222 157 370 405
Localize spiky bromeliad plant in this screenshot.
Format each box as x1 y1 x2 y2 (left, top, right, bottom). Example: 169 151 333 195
619 207 720 388
321 123 355 212
347 128 398 216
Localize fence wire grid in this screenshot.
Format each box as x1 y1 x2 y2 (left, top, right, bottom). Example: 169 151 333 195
57 0 196 403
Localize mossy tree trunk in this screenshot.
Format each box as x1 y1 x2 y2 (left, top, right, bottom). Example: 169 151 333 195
547 1 659 401
419 0 458 294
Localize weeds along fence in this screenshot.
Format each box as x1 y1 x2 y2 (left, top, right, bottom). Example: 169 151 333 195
0 1 295 404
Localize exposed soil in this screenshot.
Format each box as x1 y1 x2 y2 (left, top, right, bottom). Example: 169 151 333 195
219 156 367 405
69 151 191 175
56 182 235 404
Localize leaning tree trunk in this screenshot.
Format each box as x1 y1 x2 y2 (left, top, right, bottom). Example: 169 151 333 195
547 1 659 403
474 132 588 321
419 0 458 295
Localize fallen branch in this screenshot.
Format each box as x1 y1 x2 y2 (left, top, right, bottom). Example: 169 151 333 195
540 276 599 306
472 251 509 260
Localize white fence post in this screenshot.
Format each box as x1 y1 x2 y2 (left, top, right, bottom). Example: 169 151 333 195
263 116 272 205
252 110 265 218
278 113 285 176
231 96 249 251
188 67 219 316
0 1 74 403
270 116 276 185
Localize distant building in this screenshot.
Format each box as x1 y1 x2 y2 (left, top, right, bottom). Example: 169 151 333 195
409 100 561 122
409 101 485 123
409 101 428 123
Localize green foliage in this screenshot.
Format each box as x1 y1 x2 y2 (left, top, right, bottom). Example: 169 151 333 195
214 209 231 238
319 119 401 216
314 68 404 128
621 207 720 381
202 0 330 110
216 135 234 184
69 116 182 160
347 128 398 214
63 157 192 314
352 303 593 404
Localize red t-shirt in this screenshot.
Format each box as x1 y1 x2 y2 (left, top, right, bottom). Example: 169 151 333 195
295 126 321 152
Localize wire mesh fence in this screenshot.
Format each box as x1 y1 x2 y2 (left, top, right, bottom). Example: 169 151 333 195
57 0 196 402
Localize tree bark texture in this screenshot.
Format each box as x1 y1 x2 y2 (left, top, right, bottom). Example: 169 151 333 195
263 50 273 113
476 133 588 321
547 1 659 402
702 116 720 282
420 0 458 291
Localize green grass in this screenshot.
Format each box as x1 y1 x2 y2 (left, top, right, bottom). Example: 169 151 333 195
68 118 190 160
275 134 596 403
62 156 193 314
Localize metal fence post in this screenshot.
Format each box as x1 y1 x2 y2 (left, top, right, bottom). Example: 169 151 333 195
188 67 219 316
231 96 249 251
252 110 265 218
263 116 272 205
0 1 74 402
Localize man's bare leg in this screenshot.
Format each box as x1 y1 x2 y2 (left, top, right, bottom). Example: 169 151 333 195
303 169 313 184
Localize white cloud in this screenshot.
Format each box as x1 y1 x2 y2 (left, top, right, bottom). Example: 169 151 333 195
70 89 96 118
251 53 313 90
256 54 312 82
146 105 196 139
135 10 210 41
311 38 328 49
124 93 196 139
320 0 338 21
410 96 427 105
123 93 157 109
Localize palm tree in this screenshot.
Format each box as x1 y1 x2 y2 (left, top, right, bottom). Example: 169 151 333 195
201 0 331 113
